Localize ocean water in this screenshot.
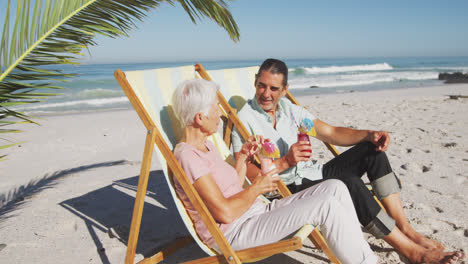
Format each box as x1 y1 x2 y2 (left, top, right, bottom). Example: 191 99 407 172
11 57 468 115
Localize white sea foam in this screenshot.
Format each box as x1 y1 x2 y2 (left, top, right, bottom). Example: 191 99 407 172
412 66 468 72
289 71 438 89
71 88 123 99
13 97 129 111
290 63 393 74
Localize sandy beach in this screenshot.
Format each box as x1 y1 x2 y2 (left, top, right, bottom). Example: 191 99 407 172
0 84 467 263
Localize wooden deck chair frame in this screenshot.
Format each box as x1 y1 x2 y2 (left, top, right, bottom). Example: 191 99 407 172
195 64 342 264
114 67 329 264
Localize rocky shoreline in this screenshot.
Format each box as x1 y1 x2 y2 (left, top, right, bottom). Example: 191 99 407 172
438 72 468 83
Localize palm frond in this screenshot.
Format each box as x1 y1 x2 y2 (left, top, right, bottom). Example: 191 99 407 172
0 0 239 155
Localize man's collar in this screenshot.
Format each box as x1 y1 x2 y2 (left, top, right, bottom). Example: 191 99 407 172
250 96 287 118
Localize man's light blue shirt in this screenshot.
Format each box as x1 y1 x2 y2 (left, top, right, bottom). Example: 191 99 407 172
231 97 323 185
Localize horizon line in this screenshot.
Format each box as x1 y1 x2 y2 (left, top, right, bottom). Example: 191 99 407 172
78 55 468 66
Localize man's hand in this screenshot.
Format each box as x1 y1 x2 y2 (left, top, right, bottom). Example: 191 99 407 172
367 130 390 152
283 141 312 167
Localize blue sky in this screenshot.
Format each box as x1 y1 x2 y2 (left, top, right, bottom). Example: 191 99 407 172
2 0 468 63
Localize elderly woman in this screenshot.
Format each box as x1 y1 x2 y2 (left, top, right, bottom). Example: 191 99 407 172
171 79 378 264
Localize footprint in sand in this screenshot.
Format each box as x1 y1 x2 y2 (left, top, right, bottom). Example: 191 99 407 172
401 162 420 172
442 142 457 148
403 202 431 211
400 162 431 173
437 129 449 137
428 219 466 237
429 189 443 195
407 148 431 155
422 165 431 172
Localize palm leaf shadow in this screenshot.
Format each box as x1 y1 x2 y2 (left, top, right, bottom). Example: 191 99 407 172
0 160 130 222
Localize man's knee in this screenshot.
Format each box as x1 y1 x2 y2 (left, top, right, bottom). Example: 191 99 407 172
321 179 348 193
340 177 369 194
360 141 375 149
341 176 364 187
359 141 389 160
355 141 376 154
374 148 390 164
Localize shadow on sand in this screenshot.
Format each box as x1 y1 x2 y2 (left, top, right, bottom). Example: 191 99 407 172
0 160 130 224
60 169 200 264
59 169 315 264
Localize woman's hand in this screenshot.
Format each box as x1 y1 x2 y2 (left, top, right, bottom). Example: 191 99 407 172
251 168 281 195
239 135 264 159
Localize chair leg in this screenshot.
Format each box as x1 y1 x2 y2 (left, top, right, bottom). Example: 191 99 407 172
182 236 303 264
136 236 194 264
308 228 342 264
125 131 157 264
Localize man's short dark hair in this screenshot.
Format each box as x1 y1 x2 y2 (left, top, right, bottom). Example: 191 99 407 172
257 58 288 87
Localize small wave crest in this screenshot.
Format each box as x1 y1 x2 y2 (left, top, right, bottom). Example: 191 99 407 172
290 63 393 74
67 88 124 100
289 71 437 89
12 97 130 113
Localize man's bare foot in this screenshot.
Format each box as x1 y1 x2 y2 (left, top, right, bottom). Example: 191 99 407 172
438 251 465 264
405 229 445 250
416 235 445 251
415 250 465 264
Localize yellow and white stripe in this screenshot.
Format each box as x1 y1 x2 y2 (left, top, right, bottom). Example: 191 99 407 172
206 66 259 110
124 66 219 256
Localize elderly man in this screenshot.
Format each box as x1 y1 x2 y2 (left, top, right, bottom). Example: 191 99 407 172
231 59 463 264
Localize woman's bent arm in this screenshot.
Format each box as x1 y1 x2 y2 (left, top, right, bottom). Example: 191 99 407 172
234 135 264 185
194 169 279 224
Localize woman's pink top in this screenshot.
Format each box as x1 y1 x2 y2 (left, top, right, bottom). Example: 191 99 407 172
173 140 244 247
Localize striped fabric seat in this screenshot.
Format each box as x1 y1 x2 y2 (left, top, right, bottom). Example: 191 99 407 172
124 65 232 257
124 66 195 147
204 66 259 111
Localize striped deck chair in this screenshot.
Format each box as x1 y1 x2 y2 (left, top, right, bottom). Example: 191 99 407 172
114 66 322 264
195 63 343 264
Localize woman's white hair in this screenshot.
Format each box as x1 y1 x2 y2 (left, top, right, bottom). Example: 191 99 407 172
172 78 219 127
